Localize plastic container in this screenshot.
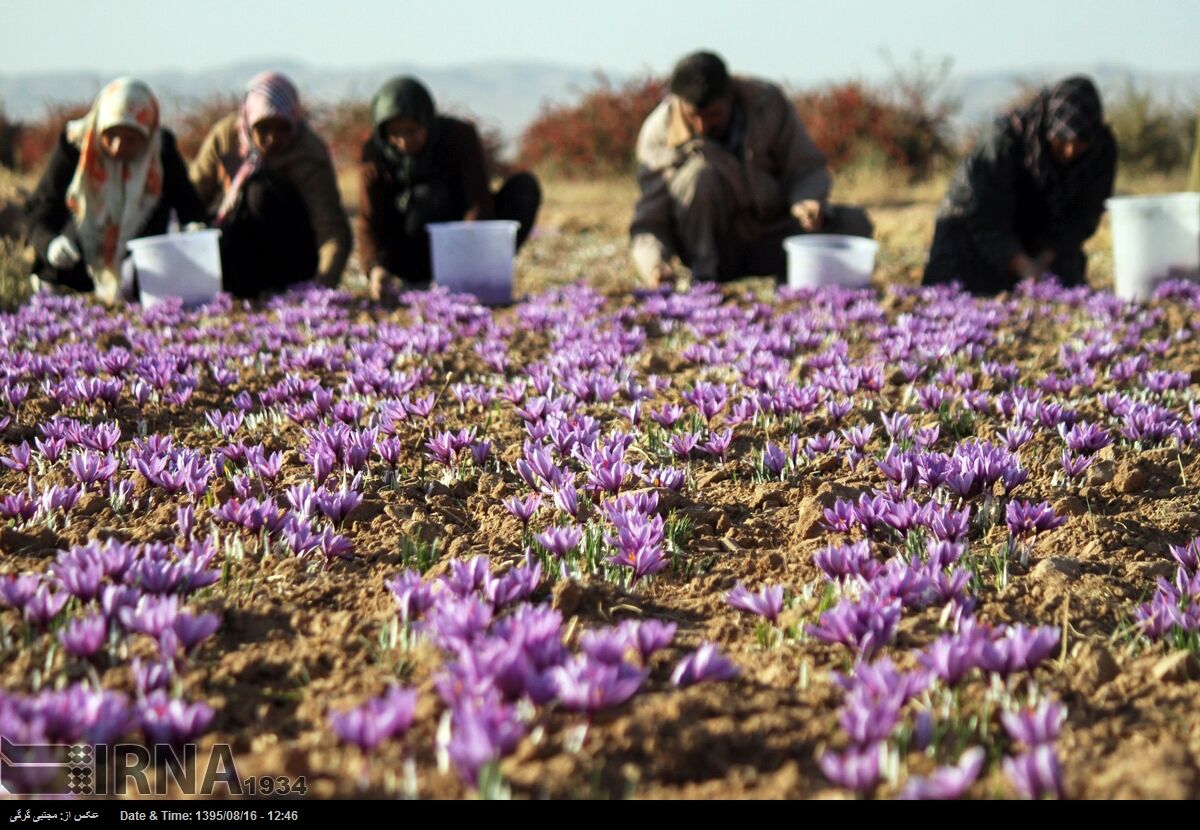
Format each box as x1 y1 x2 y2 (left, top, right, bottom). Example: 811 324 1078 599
427 221 519 305
1106 193 1200 300
126 230 223 309
783 234 879 289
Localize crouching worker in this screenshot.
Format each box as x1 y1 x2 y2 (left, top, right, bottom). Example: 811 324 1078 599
630 51 872 286
26 77 208 304
190 72 351 298
923 76 1116 295
359 76 542 300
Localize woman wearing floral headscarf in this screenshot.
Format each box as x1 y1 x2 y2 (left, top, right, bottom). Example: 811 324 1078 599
190 71 351 298
26 77 207 304
923 76 1117 295
358 76 542 300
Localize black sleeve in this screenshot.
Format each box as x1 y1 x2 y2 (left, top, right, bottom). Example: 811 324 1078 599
25 130 79 259
961 126 1024 276
1055 128 1117 253
159 130 208 225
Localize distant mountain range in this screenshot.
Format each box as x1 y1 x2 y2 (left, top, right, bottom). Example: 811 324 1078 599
2 59 1197 151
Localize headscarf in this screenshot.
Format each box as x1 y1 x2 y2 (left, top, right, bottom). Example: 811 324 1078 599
64 77 163 288
370 76 439 182
1008 76 1109 223
216 71 303 222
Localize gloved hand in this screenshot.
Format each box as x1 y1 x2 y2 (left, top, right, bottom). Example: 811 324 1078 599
47 235 81 269
183 222 208 232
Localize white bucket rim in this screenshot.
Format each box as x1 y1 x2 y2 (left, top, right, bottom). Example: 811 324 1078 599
427 220 520 235
126 229 222 251
784 234 879 253
1106 192 1200 211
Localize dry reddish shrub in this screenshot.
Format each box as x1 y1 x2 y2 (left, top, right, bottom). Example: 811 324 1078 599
10 103 90 174
792 80 955 177
516 73 667 177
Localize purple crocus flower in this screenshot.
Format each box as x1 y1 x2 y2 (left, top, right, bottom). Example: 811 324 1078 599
118 594 180 638
725 582 785 623
100 584 140 620
650 404 684 428
314 487 363 525
1001 701 1066 749
808 595 902 660
535 526 583 558
68 450 120 488
138 692 214 746
620 619 677 661
0 573 42 610
445 556 496 598
425 594 494 651
1003 746 1064 800
24 585 69 627
819 742 883 793
978 624 1060 677
445 698 524 787
423 432 457 466
900 747 986 800
838 694 903 746
386 570 439 622
607 542 668 585
671 642 739 687
578 627 633 665
133 657 176 696
552 656 646 712
503 494 541 527
761 442 788 476
486 559 542 609
1168 538 1200 574
329 686 419 751
172 612 221 654
553 484 582 521
57 614 107 659
1005 501 1066 538
700 428 734 461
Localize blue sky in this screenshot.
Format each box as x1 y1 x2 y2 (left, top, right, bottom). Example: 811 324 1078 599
0 0 1194 81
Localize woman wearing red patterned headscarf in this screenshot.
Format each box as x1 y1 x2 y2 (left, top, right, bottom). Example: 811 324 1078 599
190 71 350 298
26 77 208 304
923 76 1117 295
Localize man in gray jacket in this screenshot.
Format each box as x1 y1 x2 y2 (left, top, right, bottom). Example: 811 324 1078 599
630 51 872 285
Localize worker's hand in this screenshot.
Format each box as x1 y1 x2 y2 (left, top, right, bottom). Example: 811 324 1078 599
47 235 81 269
1010 253 1043 282
791 200 825 232
368 266 396 302
651 263 676 288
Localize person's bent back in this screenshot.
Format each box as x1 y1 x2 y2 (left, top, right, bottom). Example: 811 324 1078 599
629 50 872 286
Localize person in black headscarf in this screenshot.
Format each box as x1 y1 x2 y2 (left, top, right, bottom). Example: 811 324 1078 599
922 76 1117 295
358 76 542 299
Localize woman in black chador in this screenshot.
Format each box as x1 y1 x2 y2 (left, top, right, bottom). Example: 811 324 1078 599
923 76 1117 295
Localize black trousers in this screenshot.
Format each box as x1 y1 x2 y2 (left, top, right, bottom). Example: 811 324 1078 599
380 172 542 285
707 205 875 283
218 172 318 299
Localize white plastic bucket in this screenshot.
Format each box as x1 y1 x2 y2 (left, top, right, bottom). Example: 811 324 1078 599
783 234 879 289
1106 193 1200 300
427 221 519 305
126 230 223 309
